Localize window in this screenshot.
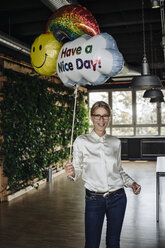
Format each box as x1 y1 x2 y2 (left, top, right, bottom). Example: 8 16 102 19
89 92 108 108
88 89 165 137
136 90 158 135
111 90 133 136
161 89 165 124
161 127 165 135
136 90 157 124
136 127 158 136
112 127 134 136
112 91 132 125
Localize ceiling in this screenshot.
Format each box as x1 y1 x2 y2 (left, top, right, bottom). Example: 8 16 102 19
0 0 164 81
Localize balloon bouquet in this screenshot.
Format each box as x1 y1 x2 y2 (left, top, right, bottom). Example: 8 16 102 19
30 5 124 161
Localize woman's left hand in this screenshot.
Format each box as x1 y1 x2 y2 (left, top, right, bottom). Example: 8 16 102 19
132 182 141 195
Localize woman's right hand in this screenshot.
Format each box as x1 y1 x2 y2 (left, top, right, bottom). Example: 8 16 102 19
64 162 75 177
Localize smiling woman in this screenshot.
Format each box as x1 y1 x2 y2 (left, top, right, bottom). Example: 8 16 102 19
64 100 141 248
30 33 62 75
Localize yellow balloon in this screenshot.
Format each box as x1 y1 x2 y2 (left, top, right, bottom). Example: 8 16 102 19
31 33 62 76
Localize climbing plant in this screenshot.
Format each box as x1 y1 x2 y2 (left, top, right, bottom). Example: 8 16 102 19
0 68 89 192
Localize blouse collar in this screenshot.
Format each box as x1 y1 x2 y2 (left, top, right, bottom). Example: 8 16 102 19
91 130 107 142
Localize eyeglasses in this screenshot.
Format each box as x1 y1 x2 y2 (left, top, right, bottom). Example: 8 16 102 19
92 114 110 120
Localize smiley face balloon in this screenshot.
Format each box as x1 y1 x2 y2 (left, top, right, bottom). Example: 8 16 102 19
31 33 62 76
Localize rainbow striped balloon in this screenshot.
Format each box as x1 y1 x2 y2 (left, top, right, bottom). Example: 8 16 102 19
46 5 100 42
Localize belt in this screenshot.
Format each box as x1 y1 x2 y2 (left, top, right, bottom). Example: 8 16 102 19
86 188 123 198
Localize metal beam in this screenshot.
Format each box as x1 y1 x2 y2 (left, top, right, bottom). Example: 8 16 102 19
0 31 30 55
40 0 78 12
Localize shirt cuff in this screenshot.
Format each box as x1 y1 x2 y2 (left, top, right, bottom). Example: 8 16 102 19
125 179 135 188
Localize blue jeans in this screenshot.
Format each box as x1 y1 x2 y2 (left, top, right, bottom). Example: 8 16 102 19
85 188 127 248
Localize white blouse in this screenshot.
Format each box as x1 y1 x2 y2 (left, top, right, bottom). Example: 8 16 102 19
71 130 134 192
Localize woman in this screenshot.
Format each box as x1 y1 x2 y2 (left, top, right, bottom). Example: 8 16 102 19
65 101 141 248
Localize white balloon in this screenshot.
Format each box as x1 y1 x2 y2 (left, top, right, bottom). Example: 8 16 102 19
57 33 124 87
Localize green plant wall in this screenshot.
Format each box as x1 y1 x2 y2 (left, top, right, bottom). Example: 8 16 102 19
0 68 89 192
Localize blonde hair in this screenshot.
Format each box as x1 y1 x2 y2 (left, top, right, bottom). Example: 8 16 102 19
90 101 111 116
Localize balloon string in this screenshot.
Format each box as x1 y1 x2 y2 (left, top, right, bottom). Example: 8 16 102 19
69 86 78 163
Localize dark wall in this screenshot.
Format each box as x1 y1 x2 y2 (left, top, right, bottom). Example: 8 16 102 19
120 137 165 161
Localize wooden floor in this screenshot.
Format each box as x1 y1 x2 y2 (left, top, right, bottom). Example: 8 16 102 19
0 161 165 248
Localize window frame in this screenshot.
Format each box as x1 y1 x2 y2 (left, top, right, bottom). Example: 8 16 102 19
88 88 165 137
